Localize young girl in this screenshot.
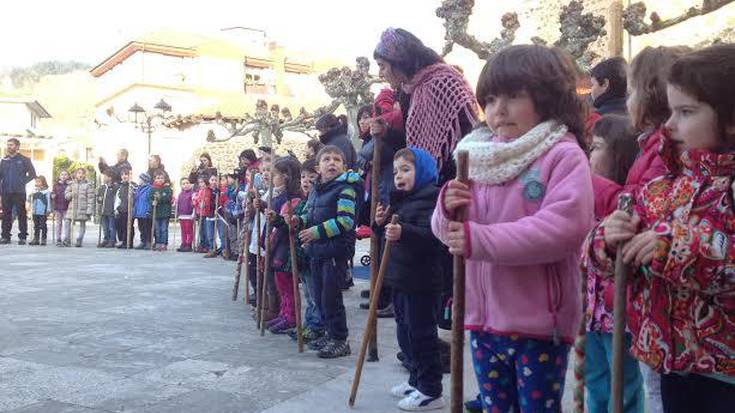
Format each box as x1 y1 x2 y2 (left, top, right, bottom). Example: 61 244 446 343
203 174 219 258
265 156 303 334
192 177 212 253
582 44 735 413
176 177 195 252
585 114 644 413
64 168 96 247
52 170 71 247
28 175 51 246
431 45 594 412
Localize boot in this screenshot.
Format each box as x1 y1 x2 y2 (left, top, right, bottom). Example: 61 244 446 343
75 239 83 248
261 290 280 324
40 236 47 246
29 236 40 246
203 251 218 258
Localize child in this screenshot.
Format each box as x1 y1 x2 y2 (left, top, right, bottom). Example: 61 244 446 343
64 167 96 247
432 45 594 412
149 172 172 251
51 170 71 247
294 145 363 359
28 175 51 246
247 158 270 311
585 114 644 413
264 156 303 334
289 158 325 342
203 174 219 258
376 147 445 410
176 177 195 252
223 174 240 261
583 44 735 413
114 169 136 249
133 173 153 250
97 172 118 248
193 176 212 253
216 174 232 259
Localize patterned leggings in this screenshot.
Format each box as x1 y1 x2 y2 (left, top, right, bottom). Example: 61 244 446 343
470 331 570 413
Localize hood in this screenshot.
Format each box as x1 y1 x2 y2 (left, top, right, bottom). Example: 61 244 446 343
659 133 735 178
408 147 438 191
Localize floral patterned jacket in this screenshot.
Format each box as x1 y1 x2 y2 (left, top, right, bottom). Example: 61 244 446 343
582 139 735 377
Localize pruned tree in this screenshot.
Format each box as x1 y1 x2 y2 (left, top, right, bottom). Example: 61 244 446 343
623 0 735 36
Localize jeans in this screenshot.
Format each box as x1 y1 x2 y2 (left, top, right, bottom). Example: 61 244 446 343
32 214 48 240
202 218 215 250
1 192 27 240
116 213 135 247
393 290 443 398
63 219 86 243
217 218 228 254
309 258 348 341
154 218 169 245
301 271 323 331
101 215 116 243
584 332 644 413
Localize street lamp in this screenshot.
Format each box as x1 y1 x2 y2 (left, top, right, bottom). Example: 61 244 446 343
128 99 172 156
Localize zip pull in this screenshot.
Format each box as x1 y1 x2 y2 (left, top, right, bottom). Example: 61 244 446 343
444 298 452 320
552 327 560 346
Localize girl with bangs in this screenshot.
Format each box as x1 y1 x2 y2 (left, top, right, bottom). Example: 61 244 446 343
431 44 594 412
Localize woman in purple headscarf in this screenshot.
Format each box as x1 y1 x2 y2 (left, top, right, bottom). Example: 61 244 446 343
373 27 478 185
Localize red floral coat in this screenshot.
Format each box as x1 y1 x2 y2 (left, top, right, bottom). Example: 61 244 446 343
582 139 735 377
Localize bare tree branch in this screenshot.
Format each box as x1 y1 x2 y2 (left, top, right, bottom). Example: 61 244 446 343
624 0 735 36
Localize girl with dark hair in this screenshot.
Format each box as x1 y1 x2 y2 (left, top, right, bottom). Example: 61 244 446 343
432 44 594 412
188 152 218 184
305 139 325 160
373 27 477 185
264 156 303 334
583 43 735 413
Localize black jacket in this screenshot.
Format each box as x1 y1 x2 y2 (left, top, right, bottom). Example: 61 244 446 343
383 185 444 293
0 153 36 195
97 183 119 216
320 125 357 171
99 159 132 184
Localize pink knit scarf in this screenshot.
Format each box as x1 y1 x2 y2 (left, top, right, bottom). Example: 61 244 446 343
403 63 478 169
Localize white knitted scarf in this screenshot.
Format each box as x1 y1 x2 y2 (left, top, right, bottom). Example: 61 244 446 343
454 120 568 185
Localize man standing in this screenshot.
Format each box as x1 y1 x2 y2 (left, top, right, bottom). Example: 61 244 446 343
98 149 132 184
0 138 37 244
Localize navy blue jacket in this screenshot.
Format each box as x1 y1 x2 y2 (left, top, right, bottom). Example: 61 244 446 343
0 153 36 195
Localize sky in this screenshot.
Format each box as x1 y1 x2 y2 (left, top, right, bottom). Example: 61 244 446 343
0 0 516 77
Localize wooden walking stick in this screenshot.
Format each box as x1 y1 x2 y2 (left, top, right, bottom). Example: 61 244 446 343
450 150 470 413
151 193 158 250
259 168 275 336
172 196 178 249
51 194 56 244
97 185 105 247
212 175 221 255
367 127 383 362
126 182 133 249
348 214 399 407
198 198 205 251
286 199 304 352
70 182 78 245
612 194 633 413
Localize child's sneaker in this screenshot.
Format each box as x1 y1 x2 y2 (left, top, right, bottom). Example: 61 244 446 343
464 394 483 413
269 319 295 334
391 382 417 398
56 241 62 247
317 339 350 359
75 239 83 248
266 316 284 330
307 335 330 351
397 391 445 411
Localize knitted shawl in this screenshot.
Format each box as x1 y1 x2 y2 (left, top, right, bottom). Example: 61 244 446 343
454 120 568 185
403 63 478 170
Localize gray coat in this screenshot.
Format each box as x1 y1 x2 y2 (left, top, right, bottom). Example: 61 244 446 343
64 180 96 221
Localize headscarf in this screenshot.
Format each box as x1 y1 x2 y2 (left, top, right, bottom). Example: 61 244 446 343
408 147 438 190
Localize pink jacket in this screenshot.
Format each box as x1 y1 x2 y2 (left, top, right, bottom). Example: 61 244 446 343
431 135 594 343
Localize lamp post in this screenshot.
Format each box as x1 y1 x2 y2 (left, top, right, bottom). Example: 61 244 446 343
128 99 172 156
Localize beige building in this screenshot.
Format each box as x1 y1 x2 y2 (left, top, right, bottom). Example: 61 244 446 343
90 28 340 185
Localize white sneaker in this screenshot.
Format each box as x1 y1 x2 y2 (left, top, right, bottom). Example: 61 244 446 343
397 391 445 411
390 382 416 398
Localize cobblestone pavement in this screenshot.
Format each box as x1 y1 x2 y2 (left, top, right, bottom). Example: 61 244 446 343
0 226 574 412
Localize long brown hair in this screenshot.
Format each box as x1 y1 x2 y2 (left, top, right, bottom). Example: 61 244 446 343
669 43 735 147
628 46 691 132
592 114 638 185
475 44 587 151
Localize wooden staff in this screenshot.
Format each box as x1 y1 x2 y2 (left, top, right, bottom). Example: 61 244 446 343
348 214 399 407
97 185 105 247
450 150 469 413
151 193 158 250
126 182 133 249
51 193 56 244
259 167 275 336
70 182 78 244
172 195 178 249
612 194 633 413
198 198 205 251
212 175 221 255
286 199 304 352
367 127 383 362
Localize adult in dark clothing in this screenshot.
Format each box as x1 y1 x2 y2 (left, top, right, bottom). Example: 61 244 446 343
377 147 444 409
147 155 170 185
0 138 37 244
188 152 217 184
98 149 132 184
373 27 477 186
316 114 357 172
585 57 628 138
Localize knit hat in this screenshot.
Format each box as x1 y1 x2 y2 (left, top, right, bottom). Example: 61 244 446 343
374 28 404 63
139 173 151 183
408 147 438 190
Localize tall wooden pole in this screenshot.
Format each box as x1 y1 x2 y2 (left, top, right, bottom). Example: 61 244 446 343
609 0 624 57
367 134 382 361
450 151 469 413
612 194 633 413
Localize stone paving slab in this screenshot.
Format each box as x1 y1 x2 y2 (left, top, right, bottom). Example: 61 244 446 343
1 226 574 412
